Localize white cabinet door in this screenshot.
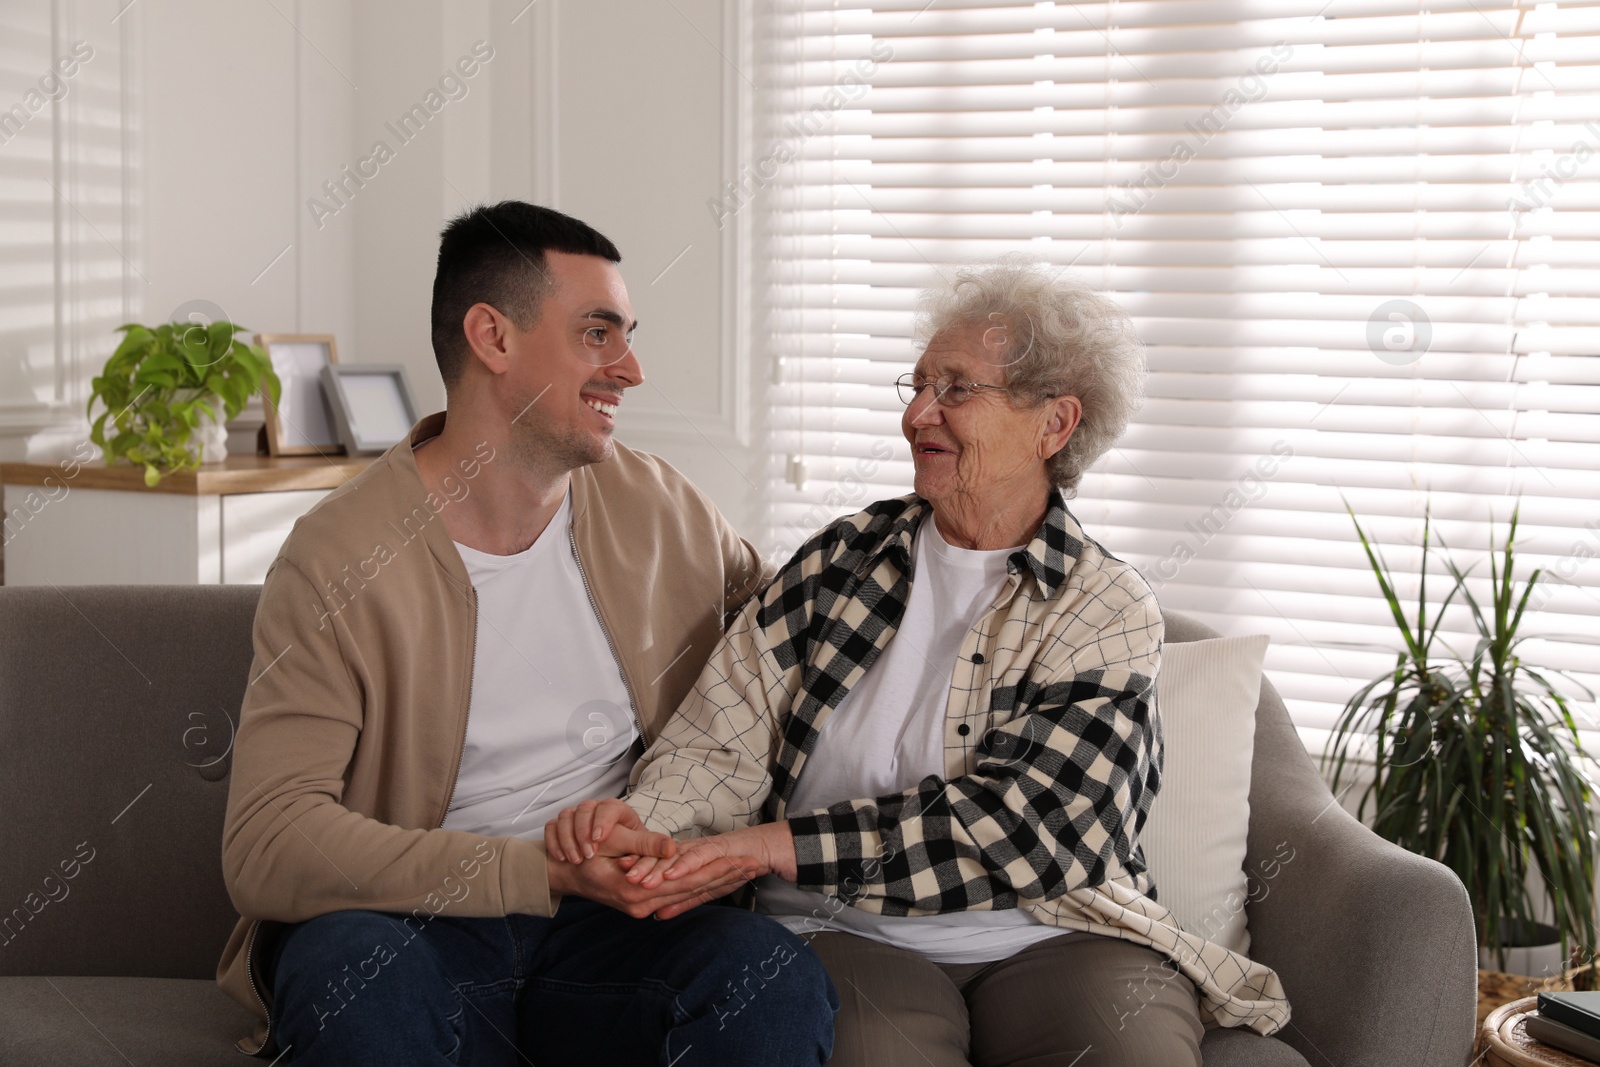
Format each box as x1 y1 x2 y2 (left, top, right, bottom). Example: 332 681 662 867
3 487 219 584
3 485 331 585
221 490 330 584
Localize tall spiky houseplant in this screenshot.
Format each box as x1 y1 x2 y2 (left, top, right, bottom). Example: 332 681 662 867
1323 505 1599 984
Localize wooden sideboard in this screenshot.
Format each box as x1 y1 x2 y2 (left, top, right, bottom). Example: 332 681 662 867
1 454 374 585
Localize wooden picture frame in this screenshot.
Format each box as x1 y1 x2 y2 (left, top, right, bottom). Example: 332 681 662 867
254 333 345 456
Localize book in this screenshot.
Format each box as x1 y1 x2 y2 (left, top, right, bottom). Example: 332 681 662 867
1539 993 1600 1041
1526 1014 1600 1064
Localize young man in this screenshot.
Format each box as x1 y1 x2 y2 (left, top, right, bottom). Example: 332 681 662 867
216 201 837 1065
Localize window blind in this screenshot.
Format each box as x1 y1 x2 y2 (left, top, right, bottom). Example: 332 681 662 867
753 0 1600 736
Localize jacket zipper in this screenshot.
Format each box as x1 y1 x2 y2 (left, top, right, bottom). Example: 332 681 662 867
439 581 477 826
241 920 271 1055
567 525 646 748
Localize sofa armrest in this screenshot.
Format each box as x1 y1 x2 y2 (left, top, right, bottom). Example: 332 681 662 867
1243 708 1479 1067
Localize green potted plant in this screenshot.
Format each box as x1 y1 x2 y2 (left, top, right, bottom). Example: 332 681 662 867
1324 504 1599 987
88 320 280 486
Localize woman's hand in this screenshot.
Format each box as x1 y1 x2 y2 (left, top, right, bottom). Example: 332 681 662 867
546 848 755 919
544 798 676 865
631 822 798 920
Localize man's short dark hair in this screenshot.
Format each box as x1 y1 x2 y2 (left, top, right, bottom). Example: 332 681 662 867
429 201 621 388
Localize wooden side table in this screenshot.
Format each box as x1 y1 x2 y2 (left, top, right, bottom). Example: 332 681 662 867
1481 997 1598 1066
1 454 374 585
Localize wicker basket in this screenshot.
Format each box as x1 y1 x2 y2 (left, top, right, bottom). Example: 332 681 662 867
1480 997 1600 1067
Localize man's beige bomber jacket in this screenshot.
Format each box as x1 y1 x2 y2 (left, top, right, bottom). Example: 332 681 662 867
215 412 766 1056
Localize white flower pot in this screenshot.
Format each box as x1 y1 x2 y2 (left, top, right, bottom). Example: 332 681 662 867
192 409 229 464
173 390 229 464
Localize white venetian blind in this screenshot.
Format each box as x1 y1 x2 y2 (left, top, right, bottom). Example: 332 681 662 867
754 0 1600 734
0 0 138 444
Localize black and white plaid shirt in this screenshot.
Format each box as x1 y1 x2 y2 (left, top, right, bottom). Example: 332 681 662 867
627 490 1290 1035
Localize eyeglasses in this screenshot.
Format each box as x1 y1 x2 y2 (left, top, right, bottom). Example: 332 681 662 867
895 372 1012 409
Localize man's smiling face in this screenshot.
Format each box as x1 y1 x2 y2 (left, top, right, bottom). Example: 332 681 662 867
501 250 643 470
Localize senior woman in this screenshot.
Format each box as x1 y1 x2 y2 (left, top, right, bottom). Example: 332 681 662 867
548 261 1289 1066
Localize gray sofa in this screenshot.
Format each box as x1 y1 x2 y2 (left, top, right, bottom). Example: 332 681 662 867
0 585 1478 1065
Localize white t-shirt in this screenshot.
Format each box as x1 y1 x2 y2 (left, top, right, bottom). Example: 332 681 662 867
756 517 1069 964
439 488 639 840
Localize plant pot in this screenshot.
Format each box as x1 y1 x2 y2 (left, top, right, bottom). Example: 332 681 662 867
191 409 229 464
1479 919 1564 979
173 389 229 464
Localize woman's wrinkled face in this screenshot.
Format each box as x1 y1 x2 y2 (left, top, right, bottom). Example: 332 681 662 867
901 323 1061 509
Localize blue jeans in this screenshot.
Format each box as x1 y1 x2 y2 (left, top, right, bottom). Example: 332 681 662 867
267 896 838 1066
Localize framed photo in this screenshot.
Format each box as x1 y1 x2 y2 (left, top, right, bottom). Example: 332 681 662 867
321 364 420 455
254 334 344 456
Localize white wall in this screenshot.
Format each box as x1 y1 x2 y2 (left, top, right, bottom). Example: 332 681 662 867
143 0 356 362
5 0 763 536
547 0 764 535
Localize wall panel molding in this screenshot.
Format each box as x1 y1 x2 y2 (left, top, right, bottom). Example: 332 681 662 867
570 0 749 450
530 0 558 209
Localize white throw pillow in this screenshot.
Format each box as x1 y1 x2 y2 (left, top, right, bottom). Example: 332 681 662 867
1137 633 1270 957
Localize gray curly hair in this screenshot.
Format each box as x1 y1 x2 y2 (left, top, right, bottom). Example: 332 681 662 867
913 257 1146 492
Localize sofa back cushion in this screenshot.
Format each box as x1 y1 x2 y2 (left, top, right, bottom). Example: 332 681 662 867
0 584 259 980
0 590 1290 984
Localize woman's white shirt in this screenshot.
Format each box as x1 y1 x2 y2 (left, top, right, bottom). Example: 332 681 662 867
755 516 1069 964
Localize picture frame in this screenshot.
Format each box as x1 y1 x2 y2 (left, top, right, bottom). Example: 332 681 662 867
254 333 344 456
320 364 420 455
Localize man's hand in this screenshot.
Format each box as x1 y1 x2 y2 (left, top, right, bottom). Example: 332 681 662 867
545 848 760 920
545 798 674 864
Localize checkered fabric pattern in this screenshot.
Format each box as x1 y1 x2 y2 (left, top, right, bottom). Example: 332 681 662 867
626 491 1291 1036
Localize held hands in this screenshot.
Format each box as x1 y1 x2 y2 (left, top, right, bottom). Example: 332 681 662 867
544 799 751 920
544 798 798 921
622 821 798 896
